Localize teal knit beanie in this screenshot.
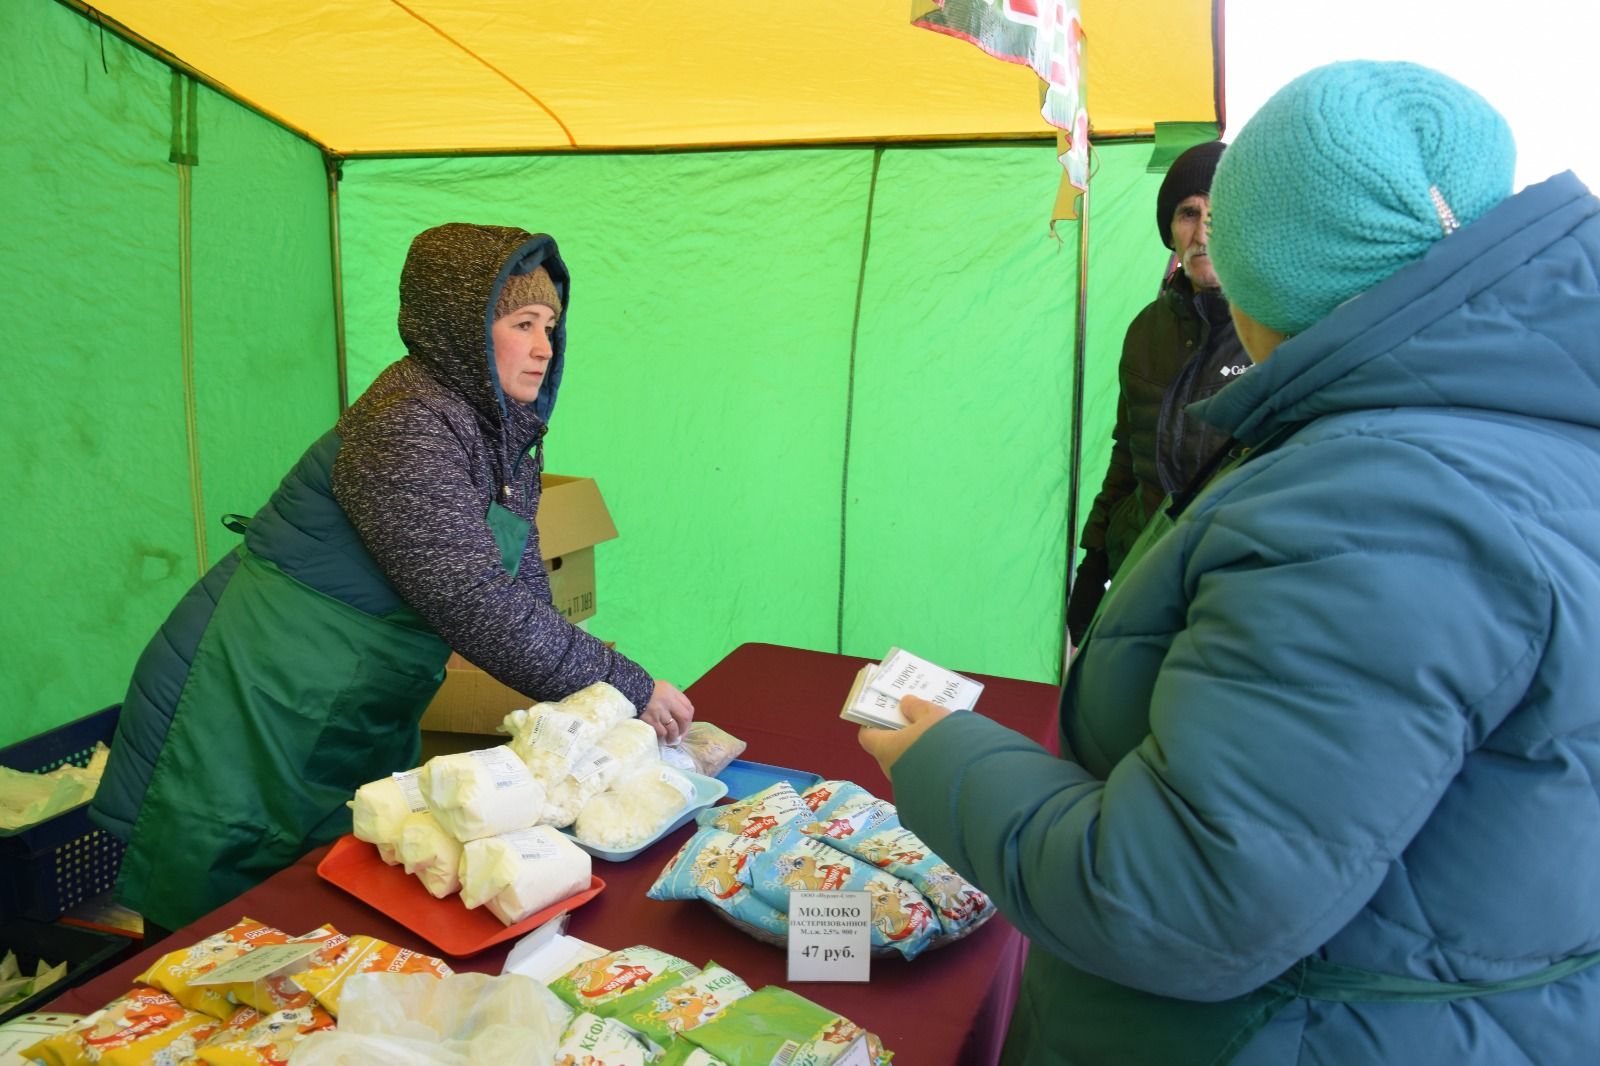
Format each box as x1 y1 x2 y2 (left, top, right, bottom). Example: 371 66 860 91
1208 61 1515 336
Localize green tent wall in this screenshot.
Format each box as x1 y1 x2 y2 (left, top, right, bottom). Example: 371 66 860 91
3 0 1174 748
2 0 337 747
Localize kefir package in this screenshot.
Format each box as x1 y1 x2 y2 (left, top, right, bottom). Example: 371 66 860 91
552 1011 651 1066
680 986 891 1066
548 946 698 1017
612 961 752 1052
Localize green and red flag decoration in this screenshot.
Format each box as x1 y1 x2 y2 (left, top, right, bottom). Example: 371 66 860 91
913 0 1088 200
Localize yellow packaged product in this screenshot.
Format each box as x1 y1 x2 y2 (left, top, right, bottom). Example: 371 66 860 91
20 985 220 1066
230 926 351 1014
294 936 452 1017
135 917 294 1019
192 1002 336 1065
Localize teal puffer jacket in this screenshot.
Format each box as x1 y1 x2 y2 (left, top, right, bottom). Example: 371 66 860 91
895 171 1600 1064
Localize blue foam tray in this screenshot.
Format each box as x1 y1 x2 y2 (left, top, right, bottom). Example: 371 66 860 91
715 759 823 800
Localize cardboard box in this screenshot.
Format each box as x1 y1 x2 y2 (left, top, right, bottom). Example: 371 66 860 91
418 474 617 737
538 474 618 624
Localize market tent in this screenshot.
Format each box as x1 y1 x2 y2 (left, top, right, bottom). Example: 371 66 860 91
1 0 1221 747
55 0 1216 152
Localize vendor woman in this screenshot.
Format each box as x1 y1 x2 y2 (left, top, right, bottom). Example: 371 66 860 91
92 223 694 931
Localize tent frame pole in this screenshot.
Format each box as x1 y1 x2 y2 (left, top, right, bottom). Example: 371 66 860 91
1060 178 1091 684
325 155 349 411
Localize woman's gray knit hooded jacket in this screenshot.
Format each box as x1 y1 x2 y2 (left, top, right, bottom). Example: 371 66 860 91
330 223 653 709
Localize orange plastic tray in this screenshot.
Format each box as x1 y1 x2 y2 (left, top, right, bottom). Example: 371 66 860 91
315 834 605 957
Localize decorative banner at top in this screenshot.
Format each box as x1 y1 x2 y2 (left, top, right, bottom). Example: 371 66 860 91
913 0 1088 197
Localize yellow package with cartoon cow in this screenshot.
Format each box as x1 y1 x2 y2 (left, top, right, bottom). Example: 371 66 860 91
135 917 295 1019
20 985 221 1066
229 926 350 1015
191 1002 336 1065
294 936 452 1018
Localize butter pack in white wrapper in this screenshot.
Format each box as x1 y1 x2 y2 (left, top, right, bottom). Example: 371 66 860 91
420 746 545 842
396 810 464 898
349 768 426 865
459 824 592 925
574 764 698 851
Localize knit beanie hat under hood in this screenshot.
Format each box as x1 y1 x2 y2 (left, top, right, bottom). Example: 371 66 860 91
494 265 563 320
1157 140 1227 249
1208 60 1515 336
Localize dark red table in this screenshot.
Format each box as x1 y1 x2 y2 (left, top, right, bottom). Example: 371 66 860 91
49 642 1062 1065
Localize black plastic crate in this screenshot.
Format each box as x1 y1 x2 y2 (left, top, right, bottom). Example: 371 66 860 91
0 917 132 1024
0 707 126 922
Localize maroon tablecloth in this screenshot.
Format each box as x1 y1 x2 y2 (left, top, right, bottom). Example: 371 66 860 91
49 642 1062 1065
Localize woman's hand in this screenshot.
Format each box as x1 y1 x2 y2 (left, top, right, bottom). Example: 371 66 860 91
858 695 953 781
642 680 695 744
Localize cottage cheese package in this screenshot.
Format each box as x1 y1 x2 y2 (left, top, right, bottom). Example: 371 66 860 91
507 705 608 782
540 748 625 829
458 825 592 925
560 682 637 731
542 719 664 827
573 765 697 851
420 746 545 842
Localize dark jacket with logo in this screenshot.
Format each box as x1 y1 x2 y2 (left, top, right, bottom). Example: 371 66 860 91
1082 271 1251 570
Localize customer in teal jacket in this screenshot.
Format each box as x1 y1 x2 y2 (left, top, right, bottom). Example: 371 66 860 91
863 62 1600 1064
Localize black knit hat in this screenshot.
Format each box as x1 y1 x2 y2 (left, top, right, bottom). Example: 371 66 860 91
1156 140 1227 249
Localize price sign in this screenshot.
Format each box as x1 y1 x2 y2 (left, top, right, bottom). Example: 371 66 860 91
786 890 871 983
188 943 324 985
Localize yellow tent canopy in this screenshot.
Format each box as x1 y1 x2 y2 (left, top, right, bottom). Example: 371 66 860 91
70 0 1219 154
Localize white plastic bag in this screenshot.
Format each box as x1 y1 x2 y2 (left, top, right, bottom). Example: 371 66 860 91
289 971 571 1065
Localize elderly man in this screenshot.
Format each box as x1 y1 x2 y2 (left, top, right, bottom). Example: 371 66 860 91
1066 140 1252 643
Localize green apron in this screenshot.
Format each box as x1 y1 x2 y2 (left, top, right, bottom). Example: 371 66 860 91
115 501 530 929
1008 452 1600 1063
